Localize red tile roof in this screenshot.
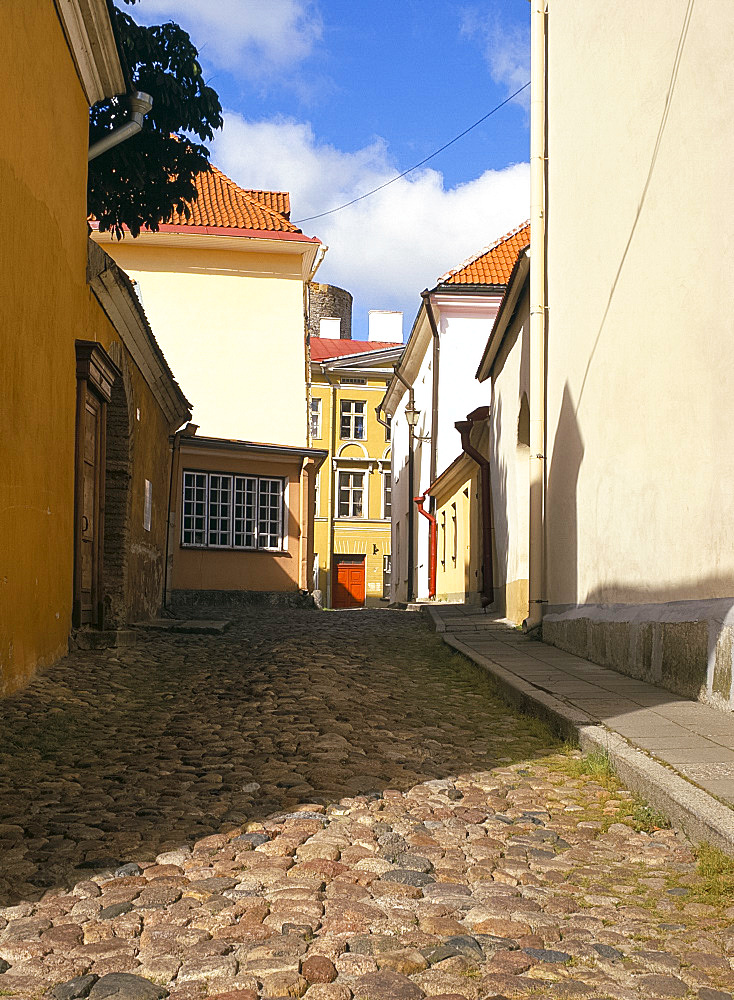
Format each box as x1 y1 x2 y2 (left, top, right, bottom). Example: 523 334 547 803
310 338 402 361
167 166 301 234
439 222 530 286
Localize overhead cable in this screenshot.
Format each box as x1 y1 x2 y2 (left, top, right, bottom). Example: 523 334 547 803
293 81 530 225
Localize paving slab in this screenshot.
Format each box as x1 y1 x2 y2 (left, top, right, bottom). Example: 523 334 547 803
428 605 734 848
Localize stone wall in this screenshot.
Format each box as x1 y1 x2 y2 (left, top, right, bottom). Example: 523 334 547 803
308 283 352 340
543 600 734 712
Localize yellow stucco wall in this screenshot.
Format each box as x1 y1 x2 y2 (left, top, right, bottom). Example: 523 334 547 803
96 241 309 447
310 369 392 605
0 5 91 695
432 464 481 604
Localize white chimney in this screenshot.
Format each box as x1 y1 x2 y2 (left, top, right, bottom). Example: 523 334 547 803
368 310 402 343
319 317 341 339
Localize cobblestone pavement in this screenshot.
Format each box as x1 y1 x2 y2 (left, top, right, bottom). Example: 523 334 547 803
0 609 733 1000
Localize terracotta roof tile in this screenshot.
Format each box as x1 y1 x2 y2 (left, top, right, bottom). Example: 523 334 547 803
310 338 402 361
167 165 301 234
439 221 530 286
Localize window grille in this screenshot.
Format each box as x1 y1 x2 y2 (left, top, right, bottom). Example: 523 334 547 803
341 377 366 385
182 471 284 550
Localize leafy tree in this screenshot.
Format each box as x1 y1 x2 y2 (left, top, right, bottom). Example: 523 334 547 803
88 2 223 238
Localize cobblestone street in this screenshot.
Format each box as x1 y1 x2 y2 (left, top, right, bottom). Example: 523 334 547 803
1 609 733 1000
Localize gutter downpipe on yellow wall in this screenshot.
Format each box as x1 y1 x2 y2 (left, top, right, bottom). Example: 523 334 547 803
326 372 338 606
88 91 154 160
526 0 547 631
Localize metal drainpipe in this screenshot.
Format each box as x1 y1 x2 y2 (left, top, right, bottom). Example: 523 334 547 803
88 91 154 160
455 412 493 606
527 0 547 629
421 290 440 513
413 493 437 599
163 426 183 612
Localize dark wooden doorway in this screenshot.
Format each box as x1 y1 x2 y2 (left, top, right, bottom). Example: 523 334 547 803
73 342 119 627
333 555 366 608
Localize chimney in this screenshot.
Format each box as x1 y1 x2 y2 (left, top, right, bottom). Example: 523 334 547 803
368 310 402 343
318 317 341 339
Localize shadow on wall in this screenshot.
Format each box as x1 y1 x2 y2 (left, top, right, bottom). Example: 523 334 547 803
544 382 734 710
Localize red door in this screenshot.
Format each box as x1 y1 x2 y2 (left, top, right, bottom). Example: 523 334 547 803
333 557 366 608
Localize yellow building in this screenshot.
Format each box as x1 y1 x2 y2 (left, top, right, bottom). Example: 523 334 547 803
309 337 404 607
1 3 191 695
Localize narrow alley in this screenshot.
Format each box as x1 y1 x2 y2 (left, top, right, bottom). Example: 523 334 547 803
0 610 731 1000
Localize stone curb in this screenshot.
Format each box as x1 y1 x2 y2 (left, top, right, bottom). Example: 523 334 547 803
432 618 734 855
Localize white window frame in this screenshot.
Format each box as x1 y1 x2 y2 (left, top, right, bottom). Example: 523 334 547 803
337 470 365 518
314 469 321 517
340 399 366 440
382 470 392 520
310 397 322 440
181 470 286 552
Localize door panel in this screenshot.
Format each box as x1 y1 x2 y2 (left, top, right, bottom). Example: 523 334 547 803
77 390 102 624
333 558 365 608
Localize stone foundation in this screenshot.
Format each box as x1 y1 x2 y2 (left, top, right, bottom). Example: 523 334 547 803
170 589 316 612
543 599 734 712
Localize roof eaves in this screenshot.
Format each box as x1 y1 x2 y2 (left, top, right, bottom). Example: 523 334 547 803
475 247 530 383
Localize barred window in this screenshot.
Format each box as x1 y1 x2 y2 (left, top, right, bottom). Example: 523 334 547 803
182 471 207 545
182 471 285 551
208 474 232 546
310 397 322 440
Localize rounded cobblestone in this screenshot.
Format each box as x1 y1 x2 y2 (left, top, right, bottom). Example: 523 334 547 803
0 608 731 1000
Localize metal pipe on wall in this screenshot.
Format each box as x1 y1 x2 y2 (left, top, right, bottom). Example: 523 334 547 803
421 290 440 512
527 0 547 630
413 493 437 599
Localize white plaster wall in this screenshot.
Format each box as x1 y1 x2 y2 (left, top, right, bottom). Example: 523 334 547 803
489 288 530 621
436 307 499 474
545 1 734 610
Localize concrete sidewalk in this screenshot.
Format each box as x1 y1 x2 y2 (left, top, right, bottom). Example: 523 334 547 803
428 603 734 852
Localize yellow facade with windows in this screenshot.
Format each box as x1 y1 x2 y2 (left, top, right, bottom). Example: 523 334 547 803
427 455 482 605
309 341 402 607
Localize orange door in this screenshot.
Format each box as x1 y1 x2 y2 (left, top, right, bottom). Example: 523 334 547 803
333 558 366 608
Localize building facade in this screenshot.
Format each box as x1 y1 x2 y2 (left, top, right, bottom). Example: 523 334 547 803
382 225 529 606
93 167 323 447
310 337 403 607
1 2 190 695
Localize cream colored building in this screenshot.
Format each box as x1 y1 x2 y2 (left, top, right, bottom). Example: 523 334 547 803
503 1 734 711
93 168 322 447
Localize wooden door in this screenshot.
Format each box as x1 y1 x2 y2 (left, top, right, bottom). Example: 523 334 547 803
73 341 117 629
333 557 365 608
79 390 103 623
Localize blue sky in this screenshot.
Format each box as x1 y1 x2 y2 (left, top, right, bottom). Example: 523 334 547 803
133 1 531 339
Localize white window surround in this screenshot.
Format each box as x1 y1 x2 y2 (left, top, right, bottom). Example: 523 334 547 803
310 397 322 440
181 470 286 551
340 399 366 440
382 470 392 521
337 470 365 518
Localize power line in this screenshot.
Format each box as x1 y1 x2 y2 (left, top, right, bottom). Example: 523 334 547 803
293 81 530 225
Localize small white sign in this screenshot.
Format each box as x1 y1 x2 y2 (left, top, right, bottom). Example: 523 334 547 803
144 479 152 532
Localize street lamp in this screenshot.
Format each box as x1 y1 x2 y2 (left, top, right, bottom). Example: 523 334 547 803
404 398 420 428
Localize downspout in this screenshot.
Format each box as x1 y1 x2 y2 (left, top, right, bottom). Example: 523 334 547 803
455 412 493 606
304 245 328 446
88 91 154 160
421 290 440 511
391 367 416 603
413 493 436 599
527 0 547 629
326 373 338 607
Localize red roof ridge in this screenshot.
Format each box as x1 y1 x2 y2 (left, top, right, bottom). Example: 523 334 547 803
437 220 531 286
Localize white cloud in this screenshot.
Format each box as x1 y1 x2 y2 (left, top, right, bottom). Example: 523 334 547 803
213 113 529 325
212 113 528 322
461 6 530 105
133 0 322 78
